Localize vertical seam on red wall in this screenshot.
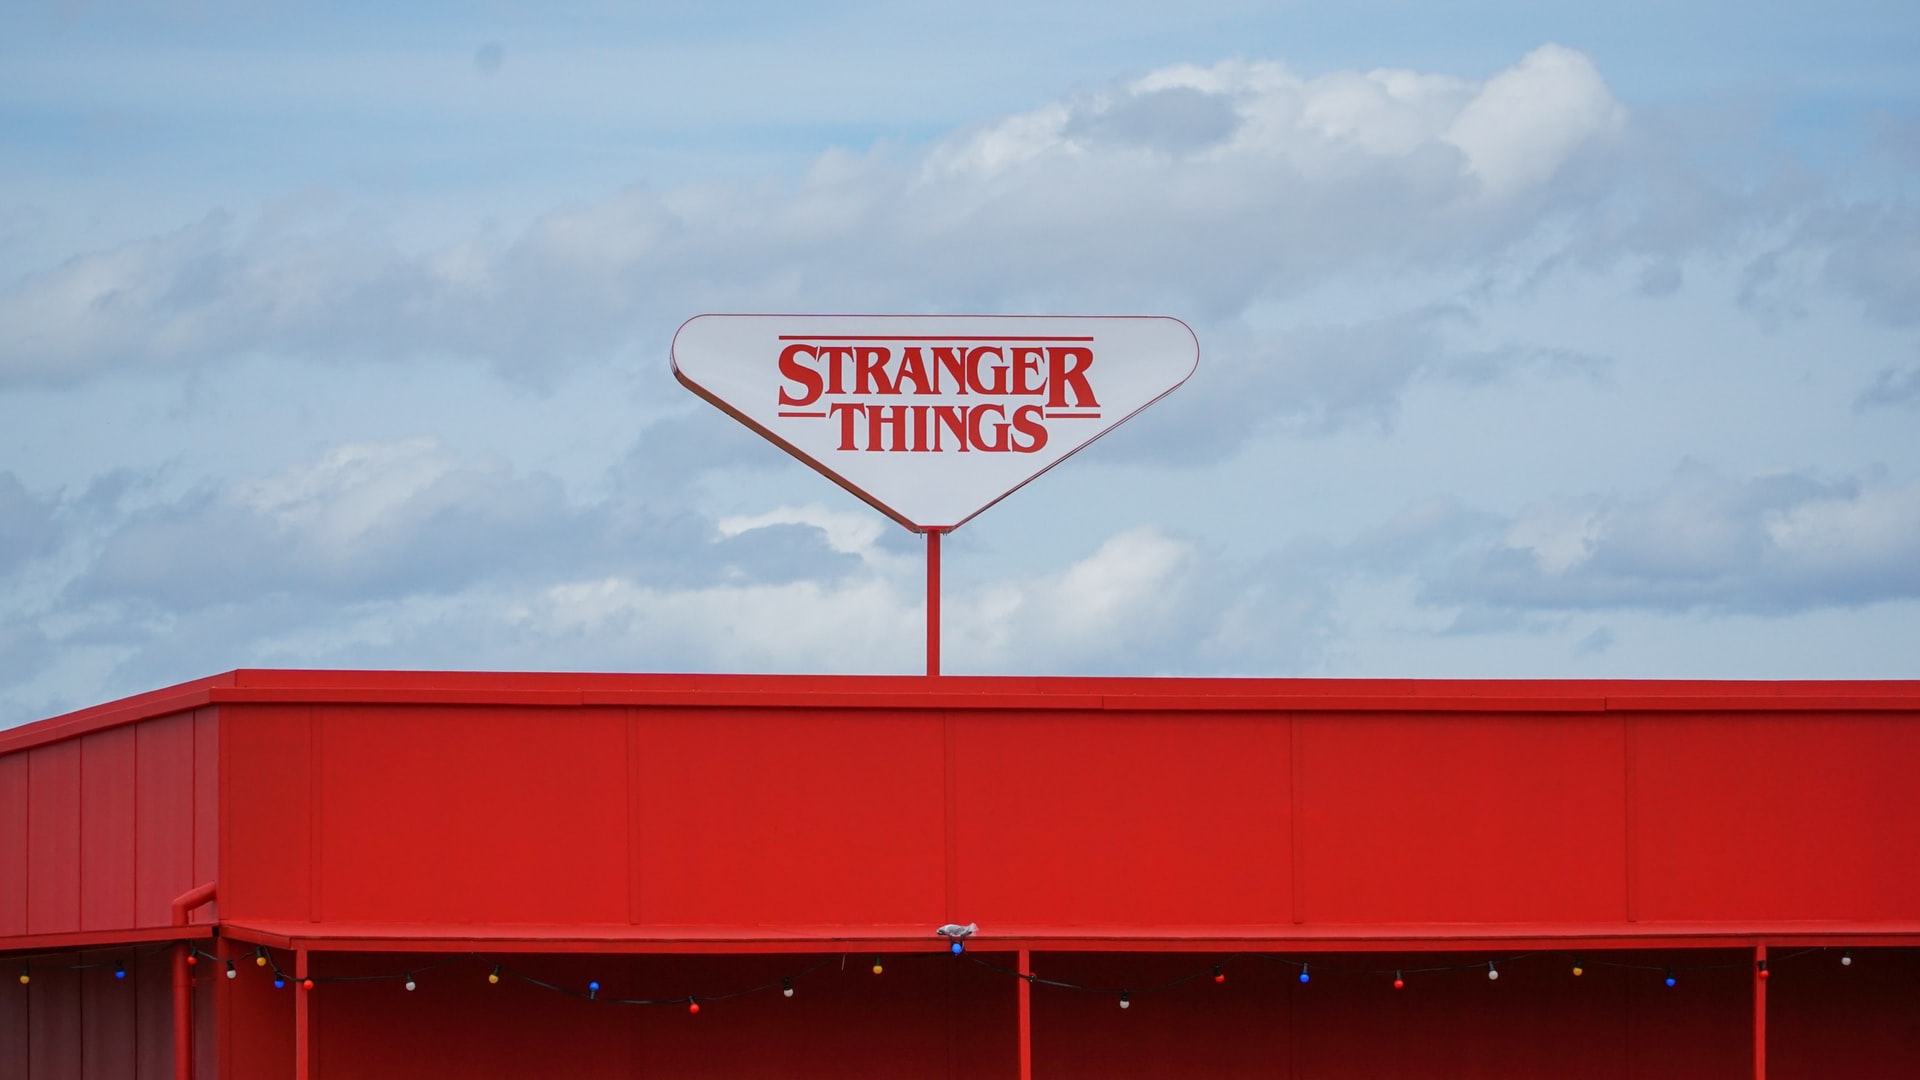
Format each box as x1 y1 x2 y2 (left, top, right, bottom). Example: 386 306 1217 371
943 709 960 922
628 707 644 926
131 729 140 938
944 949 957 1080
308 705 321 925
1623 710 1638 924
1286 953 1297 1079
218 706 232 1080
1289 711 1304 925
77 739 86 935
16 753 27 941
1621 949 1632 1080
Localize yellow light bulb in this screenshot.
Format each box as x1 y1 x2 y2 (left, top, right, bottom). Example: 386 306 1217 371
872 963 883 975
256 956 267 967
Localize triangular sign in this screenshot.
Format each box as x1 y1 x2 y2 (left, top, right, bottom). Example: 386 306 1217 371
673 314 1198 531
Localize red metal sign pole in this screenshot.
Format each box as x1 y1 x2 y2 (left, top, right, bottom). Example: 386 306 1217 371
926 530 942 676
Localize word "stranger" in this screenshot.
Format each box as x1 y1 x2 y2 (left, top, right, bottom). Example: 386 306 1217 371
775 340 1104 454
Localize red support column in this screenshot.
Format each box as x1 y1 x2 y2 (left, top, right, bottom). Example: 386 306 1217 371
169 881 215 1080
296 948 311 1080
926 530 942 677
172 942 193 1080
1753 943 1767 1080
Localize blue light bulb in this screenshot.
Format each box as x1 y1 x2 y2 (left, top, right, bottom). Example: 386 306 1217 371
273 977 285 989
1299 965 1310 984
1664 969 1677 988
951 941 963 954
114 963 126 980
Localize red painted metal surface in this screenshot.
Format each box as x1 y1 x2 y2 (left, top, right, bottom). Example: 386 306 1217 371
3 671 1920 1077
926 529 942 676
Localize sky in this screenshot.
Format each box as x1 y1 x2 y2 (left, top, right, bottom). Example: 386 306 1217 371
2 0 1918 726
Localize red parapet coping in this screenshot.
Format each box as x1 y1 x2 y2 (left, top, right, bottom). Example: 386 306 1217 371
4 670 1918 756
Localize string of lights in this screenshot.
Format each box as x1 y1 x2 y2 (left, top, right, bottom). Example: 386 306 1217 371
10 939 1876 1010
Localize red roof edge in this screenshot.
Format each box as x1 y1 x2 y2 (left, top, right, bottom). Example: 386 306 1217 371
3 669 1917 756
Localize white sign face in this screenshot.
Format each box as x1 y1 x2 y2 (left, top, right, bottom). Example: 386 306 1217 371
672 315 1198 531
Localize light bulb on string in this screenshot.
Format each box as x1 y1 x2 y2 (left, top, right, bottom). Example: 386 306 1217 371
1392 970 1404 990
688 998 700 1015
1487 962 1499 981
488 965 501 985
225 961 237 980
1842 950 1852 966
114 962 126 980
186 954 196 967
1119 991 1131 1010
1213 965 1225 984
782 978 794 999
1757 960 1769 980
872 957 884 975
273 976 286 990
301 979 314 991
404 973 416 992
1572 957 1584 977
255 948 268 968
17 965 27 986
588 980 600 1000
1299 964 1310 985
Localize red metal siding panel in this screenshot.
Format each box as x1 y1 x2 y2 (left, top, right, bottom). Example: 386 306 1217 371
316 705 629 924
222 705 312 923
1027 950 1751 1080
193 706 219 924
28 741 82 936
1770 948 1920 1078
1634 713 1920 921
1295 711 1629 924
28 952 82 1080
631 707 945 926
277 951 1016 1080
0 957 26 1078
954 709 1291 928
225 950 293 1080
134 714 196 929
79 728 138 932
136 945 172 1080
0 753 27 938
79 951 136 1080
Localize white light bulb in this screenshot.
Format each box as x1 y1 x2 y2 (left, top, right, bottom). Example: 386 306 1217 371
783 987 794 998
1488 964 1499 981
404 975 416 991
1841 951 1852 966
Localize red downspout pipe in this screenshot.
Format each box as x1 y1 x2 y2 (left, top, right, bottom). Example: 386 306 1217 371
172 882 218 1080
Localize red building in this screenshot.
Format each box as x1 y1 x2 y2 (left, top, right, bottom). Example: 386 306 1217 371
3 670 1919 1078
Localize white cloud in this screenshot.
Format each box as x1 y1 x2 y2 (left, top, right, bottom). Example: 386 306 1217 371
1443 44 1626 198
1428 466 1920 614
0 46 1632 386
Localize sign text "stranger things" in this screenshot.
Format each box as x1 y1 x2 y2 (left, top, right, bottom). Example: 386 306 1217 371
775 336 1101 454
